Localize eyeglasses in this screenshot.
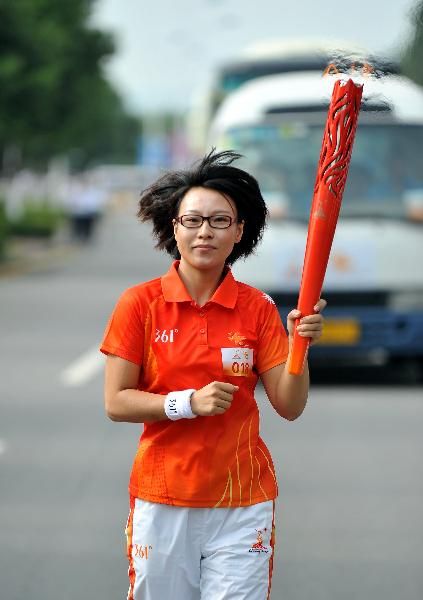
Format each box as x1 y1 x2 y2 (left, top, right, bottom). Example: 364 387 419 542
175 215 234 229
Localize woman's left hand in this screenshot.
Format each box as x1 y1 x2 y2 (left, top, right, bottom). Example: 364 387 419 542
286 298 327 346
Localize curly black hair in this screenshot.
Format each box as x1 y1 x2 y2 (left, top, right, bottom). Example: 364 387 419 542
137 149 268 265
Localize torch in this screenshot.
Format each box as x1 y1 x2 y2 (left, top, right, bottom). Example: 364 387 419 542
288 78 364 375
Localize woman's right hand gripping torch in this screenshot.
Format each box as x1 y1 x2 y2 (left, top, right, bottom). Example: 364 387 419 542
288 78 364 376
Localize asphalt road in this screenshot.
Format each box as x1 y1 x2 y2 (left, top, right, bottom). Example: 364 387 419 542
1 203 422 600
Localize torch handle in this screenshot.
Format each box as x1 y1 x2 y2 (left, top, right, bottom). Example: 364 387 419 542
288 190 338 375
289 327 311 375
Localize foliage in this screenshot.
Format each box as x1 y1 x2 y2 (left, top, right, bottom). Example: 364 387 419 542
0 0 140 170
401 1 423 86
8 199 65 238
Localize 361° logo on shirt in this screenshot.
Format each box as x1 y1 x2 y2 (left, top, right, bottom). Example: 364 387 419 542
155 329 178 343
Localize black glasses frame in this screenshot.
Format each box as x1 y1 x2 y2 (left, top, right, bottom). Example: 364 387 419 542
174 215 234 229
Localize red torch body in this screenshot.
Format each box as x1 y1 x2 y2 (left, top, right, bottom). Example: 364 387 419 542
288 78 364 375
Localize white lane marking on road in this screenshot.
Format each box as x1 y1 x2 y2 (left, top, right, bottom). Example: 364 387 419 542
61 347 105 387
0 439 7 456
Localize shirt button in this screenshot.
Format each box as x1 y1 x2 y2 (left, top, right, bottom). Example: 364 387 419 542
199 311 205 317
200 328 205 334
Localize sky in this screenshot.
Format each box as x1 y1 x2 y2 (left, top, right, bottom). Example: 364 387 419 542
91 0 418 114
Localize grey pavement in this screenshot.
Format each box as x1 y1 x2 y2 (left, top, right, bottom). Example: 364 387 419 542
0 202 422 599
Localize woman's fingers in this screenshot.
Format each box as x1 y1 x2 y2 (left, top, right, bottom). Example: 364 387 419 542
191 381 239 416
287 299 327 338
294 299 326 345
297 323 322 333
313 298 327 313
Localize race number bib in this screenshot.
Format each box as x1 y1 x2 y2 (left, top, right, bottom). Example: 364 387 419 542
221 348 254 377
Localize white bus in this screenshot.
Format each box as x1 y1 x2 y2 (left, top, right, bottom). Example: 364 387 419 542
209 71 423 372
187 39 397 156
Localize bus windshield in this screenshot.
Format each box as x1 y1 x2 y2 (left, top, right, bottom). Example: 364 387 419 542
223 122 423 220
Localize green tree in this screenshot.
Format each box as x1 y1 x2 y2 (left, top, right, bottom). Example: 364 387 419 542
0 0 139 170
401 0 423 86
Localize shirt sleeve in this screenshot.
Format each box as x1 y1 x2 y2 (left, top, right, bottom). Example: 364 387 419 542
99 288 145 366
255 297 289 375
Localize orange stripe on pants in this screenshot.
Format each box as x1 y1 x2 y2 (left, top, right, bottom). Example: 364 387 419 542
267 500 276 600
126 495 136 600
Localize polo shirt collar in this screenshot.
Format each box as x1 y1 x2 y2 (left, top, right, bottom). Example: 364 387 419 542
161 261 191 302
210 267 238 308
161 260 238 308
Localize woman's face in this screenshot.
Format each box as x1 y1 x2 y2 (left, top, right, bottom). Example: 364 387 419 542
173 187 244 272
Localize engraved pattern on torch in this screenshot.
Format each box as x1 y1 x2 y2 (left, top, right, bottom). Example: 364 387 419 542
313 80 363 219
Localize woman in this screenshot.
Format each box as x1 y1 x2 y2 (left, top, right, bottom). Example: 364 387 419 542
100 150 325 600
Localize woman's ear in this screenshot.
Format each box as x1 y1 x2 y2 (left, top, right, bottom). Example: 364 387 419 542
235 220 244 243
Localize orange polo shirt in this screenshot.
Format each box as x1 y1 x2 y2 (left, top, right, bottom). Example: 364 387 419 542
100 260 289 508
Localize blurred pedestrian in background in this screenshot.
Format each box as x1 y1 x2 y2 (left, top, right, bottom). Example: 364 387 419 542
67 174 106 242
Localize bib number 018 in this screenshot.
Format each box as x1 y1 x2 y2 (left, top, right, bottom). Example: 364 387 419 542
221 347 253 378
232 362 249 375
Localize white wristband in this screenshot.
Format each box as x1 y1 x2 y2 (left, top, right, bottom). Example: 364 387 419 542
164 389 197 421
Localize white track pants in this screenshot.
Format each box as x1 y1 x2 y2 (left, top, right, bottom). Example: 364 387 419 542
125 497 276 600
